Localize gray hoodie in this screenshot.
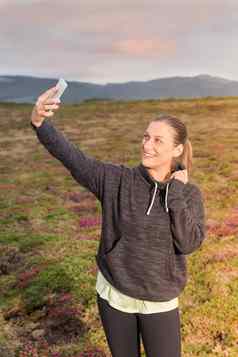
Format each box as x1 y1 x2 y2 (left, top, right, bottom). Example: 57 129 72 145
31 119 207 301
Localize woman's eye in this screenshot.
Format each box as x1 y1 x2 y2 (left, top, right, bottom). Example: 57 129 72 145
143 135 162 144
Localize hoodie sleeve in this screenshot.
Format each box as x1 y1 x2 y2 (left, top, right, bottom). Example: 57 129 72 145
30 119 122 201
167 178 207 255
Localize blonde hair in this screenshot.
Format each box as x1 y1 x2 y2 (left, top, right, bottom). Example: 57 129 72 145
151 114 193 176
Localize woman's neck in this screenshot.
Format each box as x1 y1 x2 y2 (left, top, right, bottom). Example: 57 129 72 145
147 167 172 182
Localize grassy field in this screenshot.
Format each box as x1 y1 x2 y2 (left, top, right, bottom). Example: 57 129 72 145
0 97 238 356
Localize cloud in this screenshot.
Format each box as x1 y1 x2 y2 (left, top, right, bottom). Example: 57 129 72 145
111 38 176 57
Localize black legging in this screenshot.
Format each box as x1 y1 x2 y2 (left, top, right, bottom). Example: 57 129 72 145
96 292 181 357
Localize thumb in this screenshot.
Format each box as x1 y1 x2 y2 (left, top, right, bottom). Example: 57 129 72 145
40 86 58 101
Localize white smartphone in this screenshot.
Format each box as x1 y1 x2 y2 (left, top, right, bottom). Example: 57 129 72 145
53 78 68 99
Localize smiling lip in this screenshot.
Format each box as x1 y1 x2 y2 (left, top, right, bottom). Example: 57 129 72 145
143 152 155 157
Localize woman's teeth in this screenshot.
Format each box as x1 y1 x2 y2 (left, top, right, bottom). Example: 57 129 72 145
144 153 154 157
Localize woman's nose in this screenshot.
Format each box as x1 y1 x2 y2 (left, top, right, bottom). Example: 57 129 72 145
143 141 154 151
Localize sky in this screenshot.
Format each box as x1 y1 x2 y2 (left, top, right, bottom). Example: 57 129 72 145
0 0 237 84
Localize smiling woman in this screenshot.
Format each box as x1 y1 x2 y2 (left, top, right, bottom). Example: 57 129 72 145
140 115 192 184
30 87 206 357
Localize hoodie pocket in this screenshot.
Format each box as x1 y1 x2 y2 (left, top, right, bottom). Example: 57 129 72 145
105 233 170 281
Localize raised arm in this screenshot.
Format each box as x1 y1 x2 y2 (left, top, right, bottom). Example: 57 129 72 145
167 179 207 255
30 86 122 201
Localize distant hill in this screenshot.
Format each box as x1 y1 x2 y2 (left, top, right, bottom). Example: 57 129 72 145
0 73 238 104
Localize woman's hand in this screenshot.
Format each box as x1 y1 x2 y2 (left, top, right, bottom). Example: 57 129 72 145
170 169 188 184
31 86 61 127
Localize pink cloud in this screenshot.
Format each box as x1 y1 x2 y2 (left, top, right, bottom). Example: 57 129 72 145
111 38 176 57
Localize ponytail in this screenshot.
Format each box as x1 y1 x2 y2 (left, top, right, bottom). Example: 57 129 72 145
179 138 193 176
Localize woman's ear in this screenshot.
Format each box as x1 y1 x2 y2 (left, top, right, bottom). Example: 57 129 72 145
173 143 184 158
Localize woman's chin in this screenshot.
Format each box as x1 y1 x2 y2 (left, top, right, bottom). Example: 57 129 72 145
141 158 155 168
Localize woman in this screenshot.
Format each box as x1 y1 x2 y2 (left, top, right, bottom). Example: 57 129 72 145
31 86 206 357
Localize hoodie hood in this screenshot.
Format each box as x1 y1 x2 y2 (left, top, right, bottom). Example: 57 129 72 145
137 162 185 215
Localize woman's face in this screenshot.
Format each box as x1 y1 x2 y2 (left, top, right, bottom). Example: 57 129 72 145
141 121 183 170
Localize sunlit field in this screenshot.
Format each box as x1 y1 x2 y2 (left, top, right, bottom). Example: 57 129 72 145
1 96 238 356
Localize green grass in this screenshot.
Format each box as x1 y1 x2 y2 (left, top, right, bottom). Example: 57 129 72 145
22 263 73 313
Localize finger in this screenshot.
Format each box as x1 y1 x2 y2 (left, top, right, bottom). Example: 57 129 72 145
38 109 54 116
41 110 54 117
35 100 59 113
44 104 59 110
38 86 59 102
45 98 61 105
36 102 59 114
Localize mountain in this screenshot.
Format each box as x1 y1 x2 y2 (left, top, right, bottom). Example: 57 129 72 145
0 73 238 104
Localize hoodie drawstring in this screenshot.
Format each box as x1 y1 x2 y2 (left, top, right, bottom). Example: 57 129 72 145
146 182 170 215
146 182 158 215
165 182 170 213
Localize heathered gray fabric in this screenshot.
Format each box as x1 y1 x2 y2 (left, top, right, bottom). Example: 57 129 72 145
31 119 207 302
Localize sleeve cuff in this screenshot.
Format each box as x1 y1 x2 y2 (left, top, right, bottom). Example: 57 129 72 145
167 178 186 210
30 119 49 131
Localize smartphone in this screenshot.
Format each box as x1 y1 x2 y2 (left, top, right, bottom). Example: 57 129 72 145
53 78 68 99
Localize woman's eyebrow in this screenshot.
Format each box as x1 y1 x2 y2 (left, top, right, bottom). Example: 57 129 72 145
144 131 164 138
